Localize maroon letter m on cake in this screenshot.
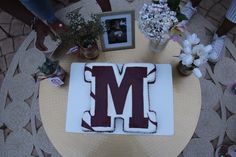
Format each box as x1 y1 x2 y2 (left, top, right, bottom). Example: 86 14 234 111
82 63 157 133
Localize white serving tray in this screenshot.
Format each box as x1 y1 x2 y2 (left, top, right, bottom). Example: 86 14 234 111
66 63 174 135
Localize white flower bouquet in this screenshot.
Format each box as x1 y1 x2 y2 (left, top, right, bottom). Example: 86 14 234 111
178 33 212 78
138 0 187 44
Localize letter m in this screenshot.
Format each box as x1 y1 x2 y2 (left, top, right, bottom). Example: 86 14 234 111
82 63 157 133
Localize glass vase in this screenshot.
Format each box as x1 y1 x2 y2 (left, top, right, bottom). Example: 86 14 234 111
149 38 169 53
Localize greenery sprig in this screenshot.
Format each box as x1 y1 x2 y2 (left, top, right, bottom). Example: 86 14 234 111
38 58 59 75
60 9 105 47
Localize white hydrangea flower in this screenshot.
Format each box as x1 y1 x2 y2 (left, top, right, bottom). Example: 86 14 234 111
159 0 167 3
182 54 194 66
209 52 218 60
192 44 204 55
138 2 178 43
193 68 202 78
179 33 212 78
204 45 212 52
199 56 208 64
192 44 212 58
187 33 200 45
193 59 202 66
183 40 192 49
183 47 192 54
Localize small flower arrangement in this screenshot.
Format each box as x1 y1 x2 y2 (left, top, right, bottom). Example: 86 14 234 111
35 58 66 87
60 10 105 59
138 0 187 44
61 11 104 46
178 33 212 78
39 58 59 76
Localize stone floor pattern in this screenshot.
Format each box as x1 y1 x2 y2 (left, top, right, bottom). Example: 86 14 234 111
0 0 236 157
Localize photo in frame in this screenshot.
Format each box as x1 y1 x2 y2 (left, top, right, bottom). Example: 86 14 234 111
97 11 135 52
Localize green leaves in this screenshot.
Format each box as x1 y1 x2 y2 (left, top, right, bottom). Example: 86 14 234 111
39 58 59 75
167 0 180 11
60 11 104 46
176 13 188 22
167 0 188 22
152 0 159 4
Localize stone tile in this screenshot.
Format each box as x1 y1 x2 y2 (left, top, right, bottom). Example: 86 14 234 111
208 4 227 22
13 36 26 51
3 71 6 76
198 7 208 17
212 0 221 3
0 38 14 55
0 73 4 88
220 0 231 9
0 56 6 73
229 27 236 35
10 19 24 37
23 25 31 35
233 35 236 43
0 28 7 40
0 11 12 24
180 1 186 6
0 24 10 34
206 16 220 28
5 53 15 67
10 18 22 24
227 33 234 41
199 0 215 10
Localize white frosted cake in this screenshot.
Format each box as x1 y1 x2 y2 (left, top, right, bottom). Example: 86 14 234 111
81 63 158 133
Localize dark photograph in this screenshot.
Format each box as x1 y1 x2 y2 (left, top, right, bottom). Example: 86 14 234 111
105 18 127 44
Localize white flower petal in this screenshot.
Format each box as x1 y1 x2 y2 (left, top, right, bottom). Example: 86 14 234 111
204 45 213 53
199 57 208 64
160 0 167 3
182 55 193 66
183 40 191 48
200 51 210 58
179 53 186 60
192 44 204 55
193 68 202 78
183 47 192 54
193 59 201 66
209 52 218 60
187 33 200 45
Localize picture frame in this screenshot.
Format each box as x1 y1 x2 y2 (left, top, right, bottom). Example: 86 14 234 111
97 10 135 52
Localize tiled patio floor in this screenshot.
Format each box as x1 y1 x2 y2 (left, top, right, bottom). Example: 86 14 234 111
0 9 30 87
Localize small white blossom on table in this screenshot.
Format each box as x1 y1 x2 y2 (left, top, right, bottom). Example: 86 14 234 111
179 33 212 78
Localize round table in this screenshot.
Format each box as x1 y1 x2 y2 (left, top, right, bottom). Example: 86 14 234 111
39 22 201 157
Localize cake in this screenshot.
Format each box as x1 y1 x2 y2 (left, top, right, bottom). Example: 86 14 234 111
81 63 158 133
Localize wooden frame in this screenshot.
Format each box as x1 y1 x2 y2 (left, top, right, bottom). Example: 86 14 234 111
97 10 135 52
